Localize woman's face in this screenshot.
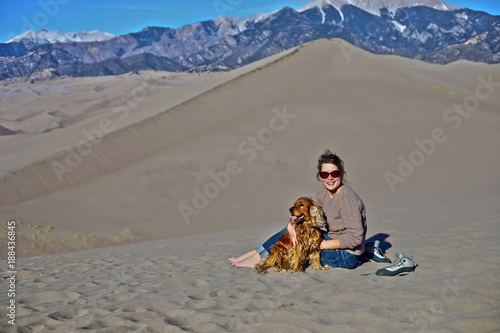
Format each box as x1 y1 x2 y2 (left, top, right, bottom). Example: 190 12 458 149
320 163 343 193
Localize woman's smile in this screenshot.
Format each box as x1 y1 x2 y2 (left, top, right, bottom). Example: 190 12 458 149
320 163 343 195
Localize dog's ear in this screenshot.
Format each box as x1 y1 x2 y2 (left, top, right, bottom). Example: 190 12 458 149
310 203 326 228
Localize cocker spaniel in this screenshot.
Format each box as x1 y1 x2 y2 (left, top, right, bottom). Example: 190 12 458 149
255 197 329 273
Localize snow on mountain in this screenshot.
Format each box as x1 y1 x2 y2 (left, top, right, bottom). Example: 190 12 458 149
213 10 279 35
6 29 64 44
298 0 460 17
63 30 118 42
6 29 117 44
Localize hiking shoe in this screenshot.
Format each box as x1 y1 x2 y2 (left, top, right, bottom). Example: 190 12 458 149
376 252 415 276
363 240 391 263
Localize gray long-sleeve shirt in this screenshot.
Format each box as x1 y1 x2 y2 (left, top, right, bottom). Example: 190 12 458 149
311 185 367 256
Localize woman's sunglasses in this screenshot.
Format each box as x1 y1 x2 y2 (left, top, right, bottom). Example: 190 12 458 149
319 170 341 179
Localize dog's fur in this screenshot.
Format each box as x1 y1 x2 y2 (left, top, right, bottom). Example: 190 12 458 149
255 197 329 274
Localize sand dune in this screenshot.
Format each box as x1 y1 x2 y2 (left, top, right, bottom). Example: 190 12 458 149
0 37 499 332
1 39 499 253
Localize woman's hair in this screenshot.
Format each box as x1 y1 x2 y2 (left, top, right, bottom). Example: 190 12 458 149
316 149 346 181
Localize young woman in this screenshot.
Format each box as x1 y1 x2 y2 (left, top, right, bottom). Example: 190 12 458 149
229 150 367 269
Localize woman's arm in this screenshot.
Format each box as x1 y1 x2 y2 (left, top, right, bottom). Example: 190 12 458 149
319 238 341 250
337 197 366 251
287 221 297 247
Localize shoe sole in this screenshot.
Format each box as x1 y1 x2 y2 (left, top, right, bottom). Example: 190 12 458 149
376 266 415 276
363 253 392 263
369 257 392 263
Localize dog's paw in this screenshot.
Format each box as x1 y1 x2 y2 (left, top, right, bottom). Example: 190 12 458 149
254 264 269 274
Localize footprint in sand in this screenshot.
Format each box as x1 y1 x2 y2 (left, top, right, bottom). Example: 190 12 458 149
83 316 133 329
120 280 141 287
34 276 59 283
15 270 40 279
156 278 209 291
91 308 111 316
93 279 116 286
123 310 162 322
104 291 138 302
49 308 90 320
79 281 99 288
0 305 36 318
19 291 80 304
131 272 157 280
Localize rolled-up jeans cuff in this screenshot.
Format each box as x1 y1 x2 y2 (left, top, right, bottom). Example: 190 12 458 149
255 244 269 259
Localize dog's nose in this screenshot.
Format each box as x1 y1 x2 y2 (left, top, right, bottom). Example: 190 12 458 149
289 207 294 213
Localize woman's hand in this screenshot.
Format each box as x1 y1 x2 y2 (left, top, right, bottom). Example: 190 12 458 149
317 233 324 250
287 222 298 248
318 238 341 250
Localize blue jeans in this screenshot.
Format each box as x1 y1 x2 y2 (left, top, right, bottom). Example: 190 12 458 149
255 227 360 269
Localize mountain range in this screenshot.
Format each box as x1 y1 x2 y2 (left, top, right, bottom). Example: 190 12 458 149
6 29 117 45
1 0 499 83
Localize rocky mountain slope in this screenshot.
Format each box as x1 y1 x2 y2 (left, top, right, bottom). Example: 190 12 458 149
0 0 498 82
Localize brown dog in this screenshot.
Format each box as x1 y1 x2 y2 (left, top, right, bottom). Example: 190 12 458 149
255 197 329 273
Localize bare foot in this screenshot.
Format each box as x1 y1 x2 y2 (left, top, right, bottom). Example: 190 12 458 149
229 250 258 264
231 251 260 268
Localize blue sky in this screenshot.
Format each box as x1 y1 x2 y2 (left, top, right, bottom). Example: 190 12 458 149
1 0 499 43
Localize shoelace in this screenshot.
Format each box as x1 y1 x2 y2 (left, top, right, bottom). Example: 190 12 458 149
392 253 413 267
373 247 385 257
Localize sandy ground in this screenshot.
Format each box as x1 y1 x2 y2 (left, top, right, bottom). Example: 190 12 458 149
0 179 499 332
0 38 499 331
